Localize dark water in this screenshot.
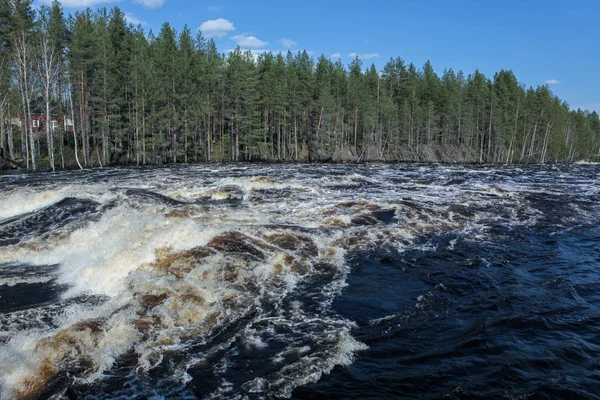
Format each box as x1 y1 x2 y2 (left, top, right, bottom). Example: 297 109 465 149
298 225 600 399
0 164 599 399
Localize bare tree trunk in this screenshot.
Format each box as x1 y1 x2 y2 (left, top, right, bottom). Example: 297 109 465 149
184 115 188 163
354 104 359 150
80 71 88 166
294 116 298 161
59 121 65 168
507 96 520 164
26 98 36 170
134 74 139 166
14 29 34 168
0 94 8 160
0 104 4 158
19 105 27 165
457 101 463 145
134 105 139 166
171 124 176 164
103 63 108 165
519 124 529 163
528 110 542 162
541 120 553 164
45 83 54 171
68 75 83 169
220 113 224 158
277 116 281 160
506 136 514 164
427 105 432 144
487 96 493 162
207 94 211 162
263 106 268 155
229 123 234 162
7 102 14 160
39 32 59 171
235 124 239 162
142 91 146 165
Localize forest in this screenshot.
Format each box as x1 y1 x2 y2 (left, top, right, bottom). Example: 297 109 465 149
1 0 600 170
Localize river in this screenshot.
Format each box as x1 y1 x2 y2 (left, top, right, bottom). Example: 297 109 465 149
0 164 599 399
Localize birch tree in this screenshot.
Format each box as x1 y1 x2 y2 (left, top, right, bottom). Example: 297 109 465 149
0 0 10 159
10 0 37 169
1 2 599 167
37 6 60 171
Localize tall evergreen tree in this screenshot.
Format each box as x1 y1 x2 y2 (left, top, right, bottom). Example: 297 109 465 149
0 3 598 168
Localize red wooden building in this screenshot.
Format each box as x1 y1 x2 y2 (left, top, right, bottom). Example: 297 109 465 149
11 114 74 133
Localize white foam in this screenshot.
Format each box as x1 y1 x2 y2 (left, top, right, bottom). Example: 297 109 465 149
0 185 113 221
0 205 219 298
268 330 368 398
0 189 66 220
5 163 580 397
0 276 55 287
574 160 600 165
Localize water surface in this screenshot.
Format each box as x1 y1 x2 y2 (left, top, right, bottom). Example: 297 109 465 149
0 164 599 399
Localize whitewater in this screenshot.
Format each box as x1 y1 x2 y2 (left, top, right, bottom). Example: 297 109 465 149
0 163 599 399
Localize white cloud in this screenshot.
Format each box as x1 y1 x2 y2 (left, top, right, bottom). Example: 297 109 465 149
133 0 164 8
350 52 379 59
279 38 297 48
330 53 341 59
231 34 268 48
125 12 146 25
545 79 560 85
207 5 222 11
200 18 236 38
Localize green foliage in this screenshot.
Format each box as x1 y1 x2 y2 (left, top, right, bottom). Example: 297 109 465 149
1 3 599 167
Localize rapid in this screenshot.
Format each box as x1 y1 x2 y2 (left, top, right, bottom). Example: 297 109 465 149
0 164 599 399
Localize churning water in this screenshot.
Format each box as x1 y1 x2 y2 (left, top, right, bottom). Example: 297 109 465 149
0 164 599 399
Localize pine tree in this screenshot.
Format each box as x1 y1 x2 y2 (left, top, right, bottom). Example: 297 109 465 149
48 0 67 167
107 7 132 163
1 3 599 167
313 55 335 156
0 0 11 160
294 50 315 160
10 0 38 169
177 25 194 162
153 22 178 163
130 25 149 165
69 8 95 166
348 56 363 152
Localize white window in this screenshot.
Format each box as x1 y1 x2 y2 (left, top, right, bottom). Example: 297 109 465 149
52 120 59 129
32 120 39 128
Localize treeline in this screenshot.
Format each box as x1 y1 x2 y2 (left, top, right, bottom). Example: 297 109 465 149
1 0 599 170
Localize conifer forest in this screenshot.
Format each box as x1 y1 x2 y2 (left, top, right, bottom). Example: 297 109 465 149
1 0 600 170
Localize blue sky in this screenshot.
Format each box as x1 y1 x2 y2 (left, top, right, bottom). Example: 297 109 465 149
38 0 600 113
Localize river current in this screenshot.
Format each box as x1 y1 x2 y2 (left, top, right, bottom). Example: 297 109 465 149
0 164 599 399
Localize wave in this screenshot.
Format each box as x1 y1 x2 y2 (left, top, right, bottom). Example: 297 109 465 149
0 165 599 398
0 184 363 398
